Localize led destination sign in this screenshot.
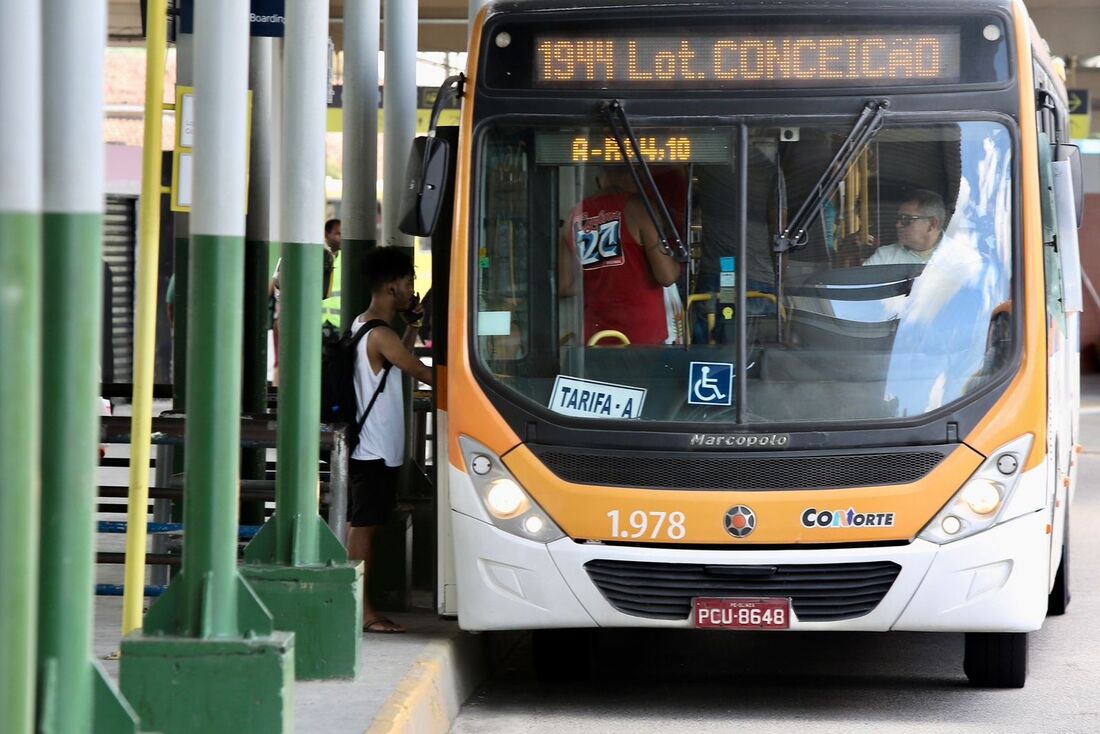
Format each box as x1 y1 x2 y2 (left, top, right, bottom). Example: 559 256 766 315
536 131 731 165
535 30 962 88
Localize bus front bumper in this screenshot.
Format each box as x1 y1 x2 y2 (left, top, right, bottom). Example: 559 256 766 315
450 507 1050 633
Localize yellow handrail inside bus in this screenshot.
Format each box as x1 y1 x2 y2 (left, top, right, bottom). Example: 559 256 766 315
685 291 785 345
587 330 630 346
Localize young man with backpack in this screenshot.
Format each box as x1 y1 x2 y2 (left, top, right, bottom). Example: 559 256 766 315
347 247 432 633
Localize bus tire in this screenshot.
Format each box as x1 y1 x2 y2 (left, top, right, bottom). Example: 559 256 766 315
963 632 1027 688
532 629 594 683
1047 510 1070 616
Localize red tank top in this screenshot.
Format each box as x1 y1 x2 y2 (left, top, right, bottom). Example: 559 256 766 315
569 193 668 345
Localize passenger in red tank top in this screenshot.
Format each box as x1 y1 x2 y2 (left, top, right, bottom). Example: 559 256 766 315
559 167 681 345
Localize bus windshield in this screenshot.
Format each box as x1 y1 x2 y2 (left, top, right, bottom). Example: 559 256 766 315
473 119 1014 425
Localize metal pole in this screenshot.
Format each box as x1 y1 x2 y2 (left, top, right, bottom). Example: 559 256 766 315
151 446 173 586
382 0 416 255
122 0 169 637
179 0 252 636
275 0 330 565
242 37 275 527
384 0 418 481
329 431 349 542
172 30 193 414
0 4 42 732
342 0 381 324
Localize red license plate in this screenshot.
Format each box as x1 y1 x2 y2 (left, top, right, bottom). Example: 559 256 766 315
693 597 791 630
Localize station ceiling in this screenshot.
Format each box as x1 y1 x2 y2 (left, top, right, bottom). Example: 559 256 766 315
107 1 472 52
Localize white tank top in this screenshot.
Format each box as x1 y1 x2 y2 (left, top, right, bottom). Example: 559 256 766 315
351 318 405 466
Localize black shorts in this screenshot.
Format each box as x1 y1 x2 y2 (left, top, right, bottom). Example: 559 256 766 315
348 458 400 527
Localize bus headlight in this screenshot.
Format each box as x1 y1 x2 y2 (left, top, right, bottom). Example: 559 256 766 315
918 435 1032 545
486 478 528 518
960 478 1003 515
460 436 565 542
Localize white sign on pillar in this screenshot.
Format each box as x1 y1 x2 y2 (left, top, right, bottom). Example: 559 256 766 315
172 85 254 213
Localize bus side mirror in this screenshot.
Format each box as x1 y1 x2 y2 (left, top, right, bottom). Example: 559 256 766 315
1056 143 1084 228
399 73 464 238
398 135 450 237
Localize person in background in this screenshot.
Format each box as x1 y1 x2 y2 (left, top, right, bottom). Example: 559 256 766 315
321 218 342 341
270 218 345 382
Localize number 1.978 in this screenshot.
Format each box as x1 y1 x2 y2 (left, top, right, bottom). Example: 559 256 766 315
607 510 686 540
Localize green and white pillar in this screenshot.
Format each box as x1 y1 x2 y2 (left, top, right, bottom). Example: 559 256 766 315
38 0 137 730
120 2 293 731
242 0 363 681
0 5 43 733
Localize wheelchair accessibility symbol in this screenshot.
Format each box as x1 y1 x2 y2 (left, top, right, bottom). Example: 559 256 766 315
688 362 734 406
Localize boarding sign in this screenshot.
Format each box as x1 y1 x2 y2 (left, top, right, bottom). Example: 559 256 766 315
549 376 646 419
179 0 286 37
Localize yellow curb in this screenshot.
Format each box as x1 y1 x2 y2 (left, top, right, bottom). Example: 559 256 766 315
367 635 486 734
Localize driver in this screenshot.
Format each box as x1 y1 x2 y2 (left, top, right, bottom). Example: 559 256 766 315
863 189 946 265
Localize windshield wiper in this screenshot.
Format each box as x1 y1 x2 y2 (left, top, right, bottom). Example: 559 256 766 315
601 99 689 260
771 99 889 341
772 100 889 255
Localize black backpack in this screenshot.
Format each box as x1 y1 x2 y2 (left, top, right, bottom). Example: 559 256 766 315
320 319 393 453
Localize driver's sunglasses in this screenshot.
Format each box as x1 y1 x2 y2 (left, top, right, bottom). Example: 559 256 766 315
896 214 932 227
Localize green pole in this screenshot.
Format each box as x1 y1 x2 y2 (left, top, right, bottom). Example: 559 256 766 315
132 0 271 639
38 215 105 732
39 0 97 724
275 242 323 562
240 0 361 681
244 0 343 567
121 2 291 729
0 9 42 732
0 218 41 734
181 233 247 633
38 0 137 730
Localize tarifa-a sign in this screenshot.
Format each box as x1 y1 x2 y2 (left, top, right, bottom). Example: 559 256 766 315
180 0 286 38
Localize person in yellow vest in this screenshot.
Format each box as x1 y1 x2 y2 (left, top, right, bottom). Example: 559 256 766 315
321 218 342 341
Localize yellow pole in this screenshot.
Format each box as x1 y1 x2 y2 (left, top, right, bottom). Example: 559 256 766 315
122 0 168 635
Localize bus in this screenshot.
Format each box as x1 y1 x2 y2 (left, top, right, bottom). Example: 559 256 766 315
410 0 1084 688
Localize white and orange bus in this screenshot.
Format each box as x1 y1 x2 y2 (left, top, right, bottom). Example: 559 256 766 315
410 0 1084 687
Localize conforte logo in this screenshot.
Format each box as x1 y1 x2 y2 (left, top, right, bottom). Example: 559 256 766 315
801 507 896 529
689 433 790 448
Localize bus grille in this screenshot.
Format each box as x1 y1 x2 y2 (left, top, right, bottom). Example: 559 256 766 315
584 559 902 622
533 448 945 490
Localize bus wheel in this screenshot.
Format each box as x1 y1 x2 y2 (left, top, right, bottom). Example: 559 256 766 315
963 632 1027 688
1047 513 1071 616
532 629 595 683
